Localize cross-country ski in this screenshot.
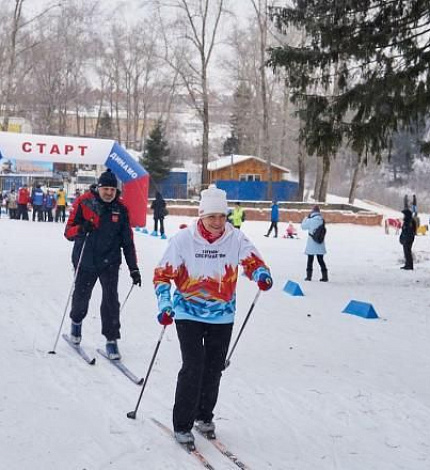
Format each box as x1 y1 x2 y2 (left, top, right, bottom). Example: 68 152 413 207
62 334 96 365
96 349 144 385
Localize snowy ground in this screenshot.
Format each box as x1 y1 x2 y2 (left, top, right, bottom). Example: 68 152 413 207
1 206 430 470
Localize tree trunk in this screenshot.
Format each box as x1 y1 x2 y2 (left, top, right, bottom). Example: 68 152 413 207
201 64 210 187
318 154 331 202
348 153 362 204
257 2 272 201
297 138 306 201
280 78 289 162
313 157 322 200
2 0 24 131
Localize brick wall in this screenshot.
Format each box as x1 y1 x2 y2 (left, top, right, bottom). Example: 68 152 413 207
147 205 383 226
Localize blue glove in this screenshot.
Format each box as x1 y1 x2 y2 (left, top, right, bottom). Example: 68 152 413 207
157 307 175 326
257 272 273 291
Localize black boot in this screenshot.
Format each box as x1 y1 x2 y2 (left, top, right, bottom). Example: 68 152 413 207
305 270 312 281
320 270 328 282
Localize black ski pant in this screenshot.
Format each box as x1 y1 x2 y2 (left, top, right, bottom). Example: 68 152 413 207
402 241 414 268
45 208 53 222
69 264 121 341
173 320 233 433
306 254 327 274
266 221 278 237
32 205 43 221
17 204 29 220
55 205 66 222
154 217 165 235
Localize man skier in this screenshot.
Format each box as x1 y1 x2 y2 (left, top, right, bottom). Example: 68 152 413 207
64 169 141 359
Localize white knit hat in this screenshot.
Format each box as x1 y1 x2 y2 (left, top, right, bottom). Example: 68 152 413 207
198 184 228 217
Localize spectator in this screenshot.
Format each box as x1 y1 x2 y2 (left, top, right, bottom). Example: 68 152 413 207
301 205 328 282
7 189 18 219
229 201 245 229
264 201 279 238
55 187 67 222
150 191 168 239
17 184 30 220
399 209 416 270
31 184 45 222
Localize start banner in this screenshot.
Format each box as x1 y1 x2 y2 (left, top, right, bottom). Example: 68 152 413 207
0 132 149 227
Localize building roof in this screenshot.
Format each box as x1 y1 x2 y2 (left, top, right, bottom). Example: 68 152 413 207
207 154 290 173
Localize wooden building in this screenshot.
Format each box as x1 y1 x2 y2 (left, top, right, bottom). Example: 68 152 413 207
208 155 290 183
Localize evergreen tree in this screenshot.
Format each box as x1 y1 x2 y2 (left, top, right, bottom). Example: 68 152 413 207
141 119 171 182
230 82 257 155
222 134 239 155
269 1 430 162
97 111 113 139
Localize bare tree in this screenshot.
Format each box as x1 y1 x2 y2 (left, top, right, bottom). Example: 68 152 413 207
155 0 228 187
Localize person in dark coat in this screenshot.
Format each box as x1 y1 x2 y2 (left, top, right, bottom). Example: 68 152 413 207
399 209 416 270
64 169 141 359
150 191 167 239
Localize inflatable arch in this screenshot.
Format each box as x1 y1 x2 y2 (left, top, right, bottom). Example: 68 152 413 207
0 132 149 227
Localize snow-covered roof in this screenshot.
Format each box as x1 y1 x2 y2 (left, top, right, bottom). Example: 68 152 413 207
207 154 290 173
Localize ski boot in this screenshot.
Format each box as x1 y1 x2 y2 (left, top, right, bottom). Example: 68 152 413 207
106 340 121 360
70 321 82 344
195 420 216 439
174 431 195 450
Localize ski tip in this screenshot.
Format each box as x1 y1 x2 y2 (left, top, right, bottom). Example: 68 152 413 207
137 378 144 386
224 360 231 369
89 358 96 365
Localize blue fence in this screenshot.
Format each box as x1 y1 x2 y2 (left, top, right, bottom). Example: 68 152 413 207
216 180 299 202
1 175 26 191
151 172 188 199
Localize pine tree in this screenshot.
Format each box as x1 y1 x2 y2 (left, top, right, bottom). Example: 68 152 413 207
222 134 239 155
141 119 171 183
230 82 257 155
98 111 113 139
269 1 430 161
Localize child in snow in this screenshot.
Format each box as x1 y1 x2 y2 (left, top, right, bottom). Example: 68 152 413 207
283 221 298 239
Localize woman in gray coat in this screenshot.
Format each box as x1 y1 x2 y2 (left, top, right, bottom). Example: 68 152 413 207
301 205 328 282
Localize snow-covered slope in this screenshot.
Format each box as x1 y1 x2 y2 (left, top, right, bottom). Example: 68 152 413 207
1 212 429 470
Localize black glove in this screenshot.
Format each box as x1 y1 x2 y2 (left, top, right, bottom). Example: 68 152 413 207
80 220 95 233
130 269 142 286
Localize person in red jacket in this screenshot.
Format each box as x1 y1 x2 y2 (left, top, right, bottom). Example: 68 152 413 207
17 184 30 220
64 169 141 359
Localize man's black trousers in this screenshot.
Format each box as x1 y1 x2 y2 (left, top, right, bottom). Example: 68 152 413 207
402 241 414 268
69 264 121 340
173 320 233 433
154 218 165 235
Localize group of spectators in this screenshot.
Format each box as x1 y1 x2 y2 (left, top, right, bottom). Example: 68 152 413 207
0 184 68 222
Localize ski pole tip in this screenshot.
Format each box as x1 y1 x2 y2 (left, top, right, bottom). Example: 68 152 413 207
127 411 137 420
48 350 56 355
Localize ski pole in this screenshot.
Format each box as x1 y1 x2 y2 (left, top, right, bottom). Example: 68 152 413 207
120 284 135 315
48 233 89 354
127 325 167 420
224 289 261 369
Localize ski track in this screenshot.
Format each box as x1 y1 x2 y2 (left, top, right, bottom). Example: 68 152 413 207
1 215 430 469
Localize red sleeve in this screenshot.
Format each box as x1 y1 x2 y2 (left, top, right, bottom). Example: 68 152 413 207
64 198 83 240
